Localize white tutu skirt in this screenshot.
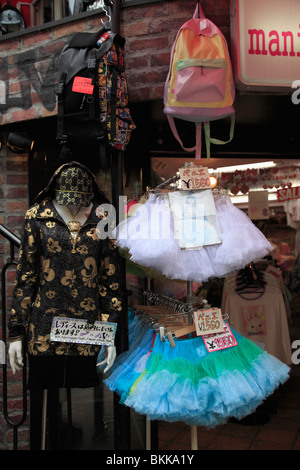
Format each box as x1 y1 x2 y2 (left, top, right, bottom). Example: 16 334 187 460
115 193 273 283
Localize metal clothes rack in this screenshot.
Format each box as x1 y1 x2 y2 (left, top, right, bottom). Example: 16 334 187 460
135 286 204 450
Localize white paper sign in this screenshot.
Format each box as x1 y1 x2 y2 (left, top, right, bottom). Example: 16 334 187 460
193 308 224 336
179 166 211 190
50 317 117 346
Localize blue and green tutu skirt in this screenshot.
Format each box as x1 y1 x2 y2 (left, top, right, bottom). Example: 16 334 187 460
105 324 290 428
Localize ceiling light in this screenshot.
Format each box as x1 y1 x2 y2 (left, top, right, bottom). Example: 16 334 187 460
209 161 276 173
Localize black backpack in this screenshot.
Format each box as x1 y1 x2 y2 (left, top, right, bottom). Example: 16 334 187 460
56 25 135 170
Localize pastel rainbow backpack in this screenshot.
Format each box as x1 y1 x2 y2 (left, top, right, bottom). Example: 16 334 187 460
163 2 235 161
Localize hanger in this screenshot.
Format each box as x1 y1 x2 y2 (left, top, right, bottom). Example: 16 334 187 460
235 262 266 292
101 0 112 25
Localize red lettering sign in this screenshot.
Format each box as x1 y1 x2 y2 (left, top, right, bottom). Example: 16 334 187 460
72 76 94 95
277 186 300 202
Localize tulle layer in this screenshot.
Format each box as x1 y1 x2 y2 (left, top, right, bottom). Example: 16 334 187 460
104 327 154 402
115 193 273 283
105 327 289 428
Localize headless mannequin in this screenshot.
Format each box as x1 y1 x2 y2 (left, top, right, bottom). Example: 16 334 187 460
8 199 116 376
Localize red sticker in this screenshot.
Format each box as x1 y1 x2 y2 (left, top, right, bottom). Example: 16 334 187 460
72 76 94 95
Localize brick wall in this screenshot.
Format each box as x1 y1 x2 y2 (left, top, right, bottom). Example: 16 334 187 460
0 0 231 450
0 0 231 125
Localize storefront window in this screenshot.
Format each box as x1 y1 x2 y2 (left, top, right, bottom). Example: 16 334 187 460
0 0 161 36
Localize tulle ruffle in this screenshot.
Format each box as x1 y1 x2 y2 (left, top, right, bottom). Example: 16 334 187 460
105 325 290 428
115 193 273 283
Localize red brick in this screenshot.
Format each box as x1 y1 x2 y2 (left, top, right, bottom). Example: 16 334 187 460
6 160 28 172
10 107 39 123
7 188 28 199
7 175 28 185
22 30 52 47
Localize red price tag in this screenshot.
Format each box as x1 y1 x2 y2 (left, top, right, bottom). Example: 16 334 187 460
203 322 238 353
72 76 94 95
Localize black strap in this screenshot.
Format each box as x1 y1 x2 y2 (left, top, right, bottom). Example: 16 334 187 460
56 72 67 143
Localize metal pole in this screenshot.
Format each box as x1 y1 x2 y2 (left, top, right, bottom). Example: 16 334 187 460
109 0 131 450
41 390 48 450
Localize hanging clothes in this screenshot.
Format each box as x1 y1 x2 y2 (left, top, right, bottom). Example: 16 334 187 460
104 307 290 428
222 268 292 365
114 191 274 283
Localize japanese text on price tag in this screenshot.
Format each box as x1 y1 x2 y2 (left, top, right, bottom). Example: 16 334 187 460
50 317 117 346
202 322 238 353
179 166 211 190
193 308 224 336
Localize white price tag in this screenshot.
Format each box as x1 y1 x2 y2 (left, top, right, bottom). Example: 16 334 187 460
193 308 224 336
50 317 117 346
202 322 238 353
179 166 211 190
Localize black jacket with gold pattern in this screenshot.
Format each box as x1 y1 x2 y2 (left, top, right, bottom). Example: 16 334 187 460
8 197 124 358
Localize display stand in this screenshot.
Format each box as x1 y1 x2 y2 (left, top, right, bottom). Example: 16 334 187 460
41 390 47 450
136 287 203 451
187 281 198 451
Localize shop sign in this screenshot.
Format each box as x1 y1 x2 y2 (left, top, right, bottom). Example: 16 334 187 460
50 317 117 346
277 186 300 202
230 0 300 91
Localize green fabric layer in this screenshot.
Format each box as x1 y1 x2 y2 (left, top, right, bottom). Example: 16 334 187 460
145 336 264 385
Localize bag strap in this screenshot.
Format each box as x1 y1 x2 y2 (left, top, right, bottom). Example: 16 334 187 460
203 114 235 161
194 1 205 19
167 116 202 160
168 114 235 163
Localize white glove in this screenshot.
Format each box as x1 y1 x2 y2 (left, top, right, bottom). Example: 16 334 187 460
8 341 23 374
97 345 116 373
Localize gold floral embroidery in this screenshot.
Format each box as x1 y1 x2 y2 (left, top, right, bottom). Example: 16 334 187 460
21 270 37 284
71 288 78 298
46 290 56 299
110 298 122 311
21 297 31 310
55 343 70 355
61 269 76 288
99 285 107 297
100 259 116 279
45 308 58 315
47 238 62 253
41 259 55 284
15 288 23 297
34 293 41 307
81 257 97 288
26 206 37 219
109 239 117 250
86 228 99 241
80 297 96 311
40 208 54 218
46 221 56 228
109 282 119 291
78 344 97 356
76 245 88 255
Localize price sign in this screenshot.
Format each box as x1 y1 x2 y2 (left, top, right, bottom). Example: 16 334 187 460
72 76 94 94
193 308 224 336
179 165 211 190
50 317 117 346
202 322 238 353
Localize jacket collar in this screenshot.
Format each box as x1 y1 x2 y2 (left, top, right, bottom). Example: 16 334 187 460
36 198 104 226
